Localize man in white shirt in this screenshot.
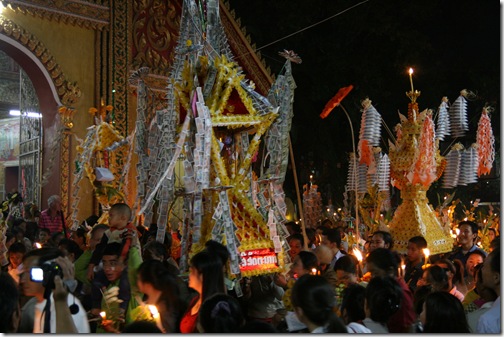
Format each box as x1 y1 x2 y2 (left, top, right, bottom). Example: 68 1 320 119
20 248 90 333
321 228 346 270
476 247 500 333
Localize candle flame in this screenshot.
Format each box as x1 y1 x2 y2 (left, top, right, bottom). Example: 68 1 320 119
311 268 318 275
353 247 363 262
455 228 460 236
34 242 42 249
409 68 413 75
148 305 160 318
100 311 106 319
401 263 406 270
423 248 430 258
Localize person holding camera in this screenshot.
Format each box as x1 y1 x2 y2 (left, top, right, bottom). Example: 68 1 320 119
19 248 89 333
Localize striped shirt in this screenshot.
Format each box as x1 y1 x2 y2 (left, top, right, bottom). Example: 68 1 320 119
38 209 64 235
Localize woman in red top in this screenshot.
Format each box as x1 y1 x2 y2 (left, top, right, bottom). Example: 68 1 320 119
179 249 226 333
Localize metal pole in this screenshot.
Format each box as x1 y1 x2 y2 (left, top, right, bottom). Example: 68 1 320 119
340 104 360 244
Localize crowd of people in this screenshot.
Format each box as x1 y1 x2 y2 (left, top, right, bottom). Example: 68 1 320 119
0 192 501 333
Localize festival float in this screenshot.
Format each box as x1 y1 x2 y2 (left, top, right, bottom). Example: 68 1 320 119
72 0 297 280
323 69 496 255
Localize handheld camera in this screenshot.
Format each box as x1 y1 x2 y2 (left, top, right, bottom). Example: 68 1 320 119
30 260 63 289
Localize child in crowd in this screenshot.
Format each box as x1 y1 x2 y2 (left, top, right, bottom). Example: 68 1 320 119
4 241 26 284
91 241 142 332
37 228 50 246
404 236 427 293
87 203 140 280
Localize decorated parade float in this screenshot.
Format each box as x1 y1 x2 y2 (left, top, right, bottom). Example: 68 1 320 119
70 0 298 280
321 69 496 255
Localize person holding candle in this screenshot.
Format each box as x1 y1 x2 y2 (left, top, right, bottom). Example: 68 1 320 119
136 259 186 332
314 244 338 287
404 236 427 293
179 249 226 333
91 240 143 332
366 248 416 333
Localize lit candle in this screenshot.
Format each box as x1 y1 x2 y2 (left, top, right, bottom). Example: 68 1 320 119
100 311 106 320
408 68 414 92
311 268 318 275
148 305 162 331
422 248 430 265
34 242 42 249
352 247 363 263
401 263 406 278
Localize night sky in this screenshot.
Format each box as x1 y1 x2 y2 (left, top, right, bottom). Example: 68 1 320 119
229 0 501 207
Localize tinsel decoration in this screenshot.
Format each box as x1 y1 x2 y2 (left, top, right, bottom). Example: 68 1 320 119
441 144 463 189
449 90 469 137
358 98 381 165
410 111 437 186
476 106 495 176
435 97 450 141
377 154 390 192
346 153 367 194
302 183 323 229
458 144 479 185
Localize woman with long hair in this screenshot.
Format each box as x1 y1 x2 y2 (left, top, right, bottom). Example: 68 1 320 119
198 293 245 332
362 275 403 333
290 250 318 279
420 291 470 332
179 249 226 333
137 259 186 332
290 274 347 333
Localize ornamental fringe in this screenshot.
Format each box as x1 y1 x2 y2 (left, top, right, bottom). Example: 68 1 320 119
476 107 495 176
449 91 469 138
411 113 437 186
435 97 450 141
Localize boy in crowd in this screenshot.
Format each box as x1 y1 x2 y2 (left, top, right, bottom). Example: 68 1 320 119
37 228 51 247
369 230 394 252
86 203 140 281
91 240 142 332
404 236 427 293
